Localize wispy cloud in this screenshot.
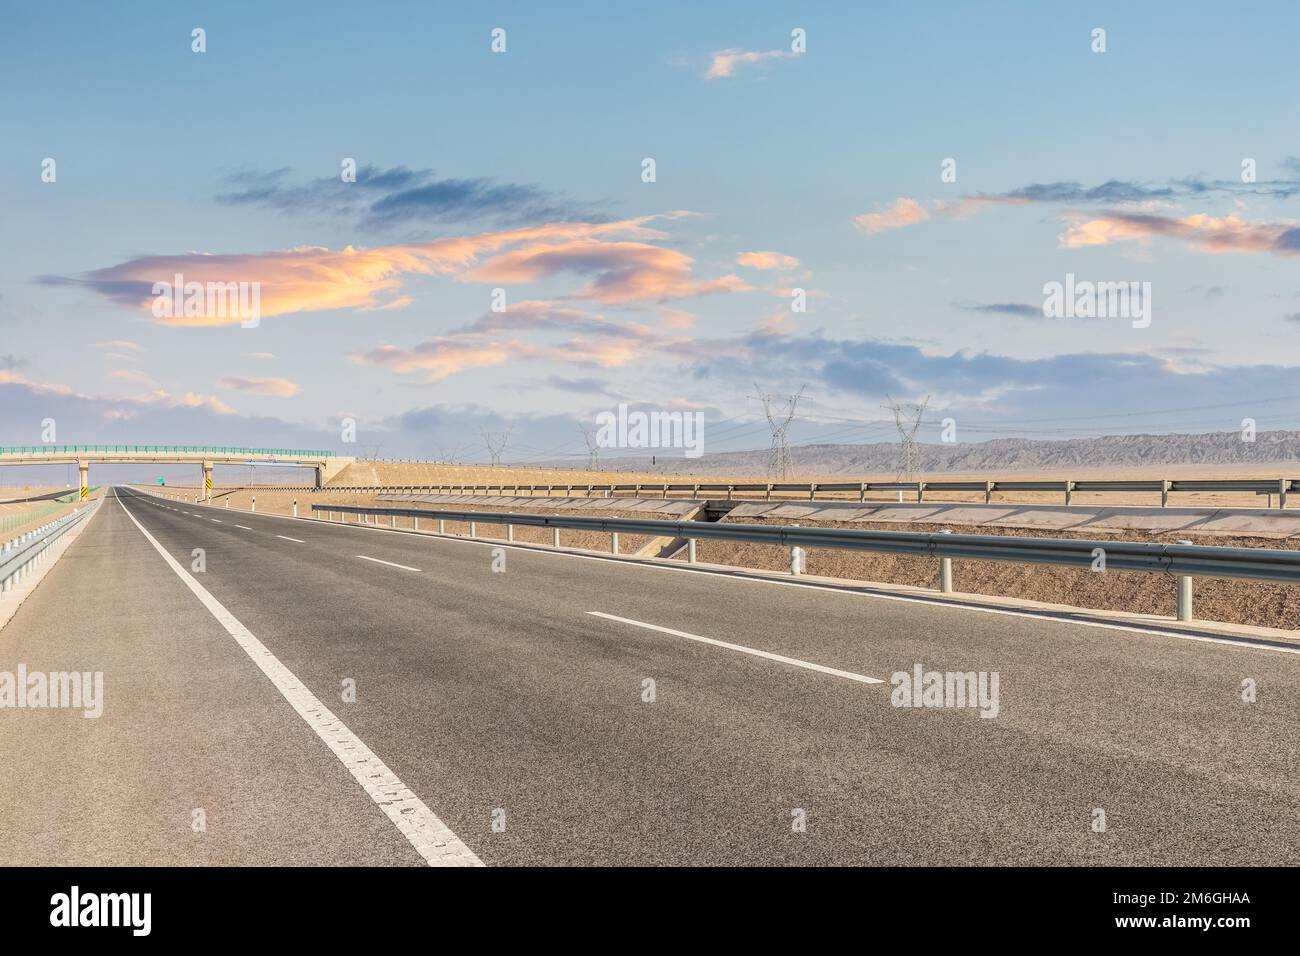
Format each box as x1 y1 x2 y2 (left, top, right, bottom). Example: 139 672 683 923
704 48 795 79
1059 211 1300 255
110 368 159 387
217 165 608 231
42 213 724 324
853 197 930 234
218 376 301 397
958 302 1043 318
463 240 749 304
96 339 145 352
736 251 800 270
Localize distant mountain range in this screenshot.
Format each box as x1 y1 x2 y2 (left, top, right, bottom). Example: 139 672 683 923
569 431 1300 478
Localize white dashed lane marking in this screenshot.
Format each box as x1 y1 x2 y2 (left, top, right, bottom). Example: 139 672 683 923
586 611 885 685
357 555 421 572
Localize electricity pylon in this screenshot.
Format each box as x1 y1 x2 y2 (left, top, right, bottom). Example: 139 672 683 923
753 383 804 479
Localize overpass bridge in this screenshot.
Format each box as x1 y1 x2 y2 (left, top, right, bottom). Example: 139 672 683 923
0 445 353 498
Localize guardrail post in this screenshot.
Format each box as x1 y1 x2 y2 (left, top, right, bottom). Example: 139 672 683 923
413 515 419 531
507 523 514 542
1064 481 1074 506
790 546 806 575
1176 538 1193 621
939 530 954 593
1280 479 1289 510
687 538 696 563
390 514 396 528
438 518 445 534
1160 480 1170 508
1177 574 1193 621
984 481 993 505
469 521 476 538
860 482 867 502
553 527 560 547
611 531 619 554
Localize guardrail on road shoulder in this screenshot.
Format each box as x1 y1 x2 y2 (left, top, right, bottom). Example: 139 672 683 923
313 504 1300 624
319 477 1300 508
0 505 95 596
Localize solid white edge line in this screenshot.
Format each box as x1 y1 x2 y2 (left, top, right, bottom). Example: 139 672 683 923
114 490 481 867
234 525 252 531
124 487 1300 658
587 610 885 684
357 554 421 572
277 535 305 543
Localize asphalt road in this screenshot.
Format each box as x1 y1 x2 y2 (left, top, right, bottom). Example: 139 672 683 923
2 485 1299 866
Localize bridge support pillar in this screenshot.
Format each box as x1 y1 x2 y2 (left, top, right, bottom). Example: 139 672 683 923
77 461 89 501
202 462 214 502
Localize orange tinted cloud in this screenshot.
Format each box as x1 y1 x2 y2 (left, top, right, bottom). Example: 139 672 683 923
463 240 750 303
54 214 700 326
705 48 794 79
352 305 691 382
218 376 301 397
352 339 538 382
1059 211 1300 255
736 251 800 270
853 197 931 234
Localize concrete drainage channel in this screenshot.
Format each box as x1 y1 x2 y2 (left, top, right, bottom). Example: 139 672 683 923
0 502 100 629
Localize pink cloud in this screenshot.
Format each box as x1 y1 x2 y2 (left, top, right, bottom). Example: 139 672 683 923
49 214 699 326
462 240 749 304
218 376 301 397
1059 211 1300 255
736 251 800 270
705 48 794 79
853 197 931 234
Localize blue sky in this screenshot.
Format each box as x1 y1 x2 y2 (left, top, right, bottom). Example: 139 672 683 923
3 1 1300 467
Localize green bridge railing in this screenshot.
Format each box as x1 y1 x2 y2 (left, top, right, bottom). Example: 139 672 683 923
0 445 335 458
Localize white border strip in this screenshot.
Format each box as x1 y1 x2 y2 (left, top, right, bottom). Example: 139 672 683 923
116 492 482 867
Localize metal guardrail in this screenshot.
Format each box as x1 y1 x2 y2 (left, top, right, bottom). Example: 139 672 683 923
0 444 334 458
312 504 1300 623
0 504 94 596
319 477 1300 508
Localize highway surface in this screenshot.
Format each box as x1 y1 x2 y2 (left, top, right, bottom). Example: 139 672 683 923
2 485 1299 866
